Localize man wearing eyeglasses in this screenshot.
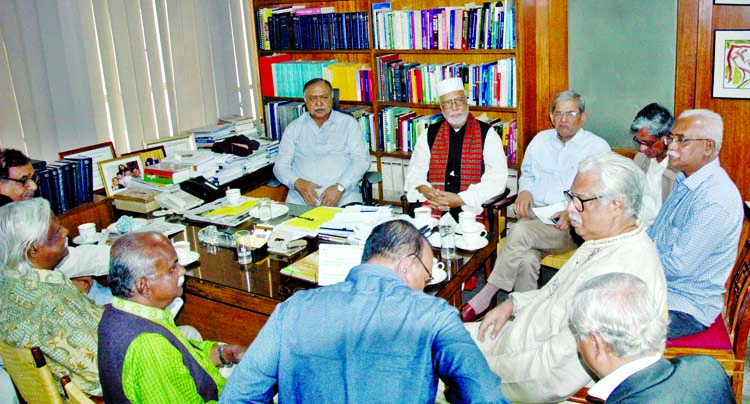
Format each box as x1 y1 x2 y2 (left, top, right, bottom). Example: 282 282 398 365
222 220 508 404
647 109 743 339
629 103 679 227
462 90 610 321
404 77 507 219
0 148 39 202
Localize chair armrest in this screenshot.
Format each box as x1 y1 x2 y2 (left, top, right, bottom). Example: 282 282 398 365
481 188 511 234
491 192 518 237
481 187 511 210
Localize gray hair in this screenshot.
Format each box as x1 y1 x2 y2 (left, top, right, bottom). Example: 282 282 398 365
550 90 585 114
0 198 52 276
570 272 666 358
677 109 723 153
578 153 644 220
109 232 167 298
361 220 428 264
629 103 674 138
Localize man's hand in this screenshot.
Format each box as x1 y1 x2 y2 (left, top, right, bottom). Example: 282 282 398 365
477 299 514 342
70 276 94 295
319 185 343 207
514 191 534 219
551 210 571 231
212 344 247 366
416 185 439 203
429 190 463 212
294 178 322 207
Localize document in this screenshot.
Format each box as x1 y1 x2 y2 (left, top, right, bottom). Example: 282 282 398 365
531 201 567 225
317 244 363 286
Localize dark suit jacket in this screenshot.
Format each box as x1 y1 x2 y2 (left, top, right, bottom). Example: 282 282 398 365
605 355 735 404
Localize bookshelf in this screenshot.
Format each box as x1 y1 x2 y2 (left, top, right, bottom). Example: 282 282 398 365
251 0 525 205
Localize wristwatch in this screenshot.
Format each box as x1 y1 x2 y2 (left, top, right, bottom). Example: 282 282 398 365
336 183 345 193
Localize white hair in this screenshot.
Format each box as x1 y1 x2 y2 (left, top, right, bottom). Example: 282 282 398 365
0 198 52 276
677 109 723 153
570 272 666 358
578 152 644 220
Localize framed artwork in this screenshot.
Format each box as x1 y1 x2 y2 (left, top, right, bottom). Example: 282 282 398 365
714 0 750 4
144 134 196 157
58 141 117 193
97 155 145 197
712 29 750 99
121 145 166 167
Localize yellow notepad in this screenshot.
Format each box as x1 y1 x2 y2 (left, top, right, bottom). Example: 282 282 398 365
283 207 342 231
206 199 257 216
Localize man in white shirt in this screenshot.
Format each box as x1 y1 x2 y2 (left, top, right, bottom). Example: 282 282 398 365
570 272 734 404
403 77 507 219
462 90 610 321
629 102 678 227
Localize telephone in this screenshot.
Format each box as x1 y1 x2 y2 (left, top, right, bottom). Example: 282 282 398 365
155 190 203 211
180 176 223 203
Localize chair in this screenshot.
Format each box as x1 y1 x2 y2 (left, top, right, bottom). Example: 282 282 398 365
0 341 64 404
61 375 97 404
360 171 382 206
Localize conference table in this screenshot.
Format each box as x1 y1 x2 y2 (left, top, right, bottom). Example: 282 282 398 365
174 205 499 345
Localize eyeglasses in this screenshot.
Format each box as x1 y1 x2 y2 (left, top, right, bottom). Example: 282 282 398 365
0 172 39 187
552 111 580 119
439 96 467 109
564 190 602 213
664 133 712 146
305 95 330 103
632 135 660 147
408 253 433 282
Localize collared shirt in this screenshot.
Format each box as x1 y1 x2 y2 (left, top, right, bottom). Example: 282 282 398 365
220 263 507 404
518 128 610 206
0 267 103 395
404 123 507 215
640 157 670 228
112 297 225 404
648 158 743 326
587 354 661 401
273 110 371 206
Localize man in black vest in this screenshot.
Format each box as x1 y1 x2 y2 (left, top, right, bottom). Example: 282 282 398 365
403 77 508 220
98 232 246 403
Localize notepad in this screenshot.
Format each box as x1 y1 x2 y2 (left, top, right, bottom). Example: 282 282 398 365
281 206 342 230
205 199 257 216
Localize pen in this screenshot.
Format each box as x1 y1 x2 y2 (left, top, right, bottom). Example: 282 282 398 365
290 215 314 221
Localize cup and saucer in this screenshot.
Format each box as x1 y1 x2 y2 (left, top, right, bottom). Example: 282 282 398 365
73 232 107 245
456 237 489 251
174 241 200 266
428 258 448 285
455 221 488 251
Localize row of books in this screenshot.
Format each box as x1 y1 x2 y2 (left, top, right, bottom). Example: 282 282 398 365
256 6 370 51
341 106 377 153
35 157 94 214
377 54 516 107
372 1 515 50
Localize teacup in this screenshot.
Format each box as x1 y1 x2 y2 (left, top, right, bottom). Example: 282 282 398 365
461 221 487 247
414 206 431 221
173 240 191 260
432 257 445 272
78 223 96 242
457 211 476 231
226 188 241 206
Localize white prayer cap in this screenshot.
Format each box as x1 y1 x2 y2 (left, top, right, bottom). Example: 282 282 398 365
436 77 465 97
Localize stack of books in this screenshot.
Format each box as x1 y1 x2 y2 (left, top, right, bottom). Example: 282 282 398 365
111 188 161 213
161 150 218 179
256 6 370 51
187 123 234 148
143 162 194 185
219 115 259 137
35 157 94 214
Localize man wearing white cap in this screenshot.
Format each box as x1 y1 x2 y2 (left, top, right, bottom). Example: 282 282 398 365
404 77 507 219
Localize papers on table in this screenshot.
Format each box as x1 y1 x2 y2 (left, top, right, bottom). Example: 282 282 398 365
317 244 363 286
532 201 567 225
320 205 394 245
184 197 257 227
274 206 343 239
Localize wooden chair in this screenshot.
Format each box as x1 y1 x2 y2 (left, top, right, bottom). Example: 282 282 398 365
61 375 96 404
0 341 64 404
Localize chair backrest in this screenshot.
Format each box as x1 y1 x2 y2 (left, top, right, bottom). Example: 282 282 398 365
360 171 382 206
724 237 750 358
61 375 96 404
0 341 64 404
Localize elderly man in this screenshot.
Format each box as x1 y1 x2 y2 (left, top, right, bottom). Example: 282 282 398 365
403 77 508 217
629 102 678 227
97 232 245 403
462 90 610 321
221 220 508 404
273 78 371 207
648 109 743 339
449 153 667 403
570 272 734 403
0 198 102 395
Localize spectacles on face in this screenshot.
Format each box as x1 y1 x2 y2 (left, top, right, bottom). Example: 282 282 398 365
664 133 712 146
564 190 602 213
552 110 580 119
305 94 330 103
631 135 660 147
0 172 39 187
408 253 433 282
440 96 467 109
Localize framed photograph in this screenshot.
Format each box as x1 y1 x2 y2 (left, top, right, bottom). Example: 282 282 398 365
97 155 145 197
714 0 750 4
144 134 196 157
121 145 166 167
58 141 117 193
712 29 750 99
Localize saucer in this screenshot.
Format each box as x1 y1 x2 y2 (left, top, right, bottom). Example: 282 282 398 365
73 233 107 245
428 266 448 285
178 251 200 266
456 237 489 251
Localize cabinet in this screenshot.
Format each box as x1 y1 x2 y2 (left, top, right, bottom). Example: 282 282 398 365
251 0 526 205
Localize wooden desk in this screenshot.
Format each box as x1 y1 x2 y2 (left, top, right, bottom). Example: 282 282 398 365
175 224 499 345
58 195 114 238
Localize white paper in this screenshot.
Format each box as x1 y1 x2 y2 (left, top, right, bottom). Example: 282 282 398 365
531 201 567 225
317 244 363 286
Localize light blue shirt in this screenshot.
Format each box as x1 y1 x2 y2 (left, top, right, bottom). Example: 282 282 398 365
273 111 371 206
518 128 610 206
220 264 507 404
648 158 743 326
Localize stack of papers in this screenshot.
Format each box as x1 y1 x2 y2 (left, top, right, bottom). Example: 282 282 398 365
274 206 342 239
183 197 258 227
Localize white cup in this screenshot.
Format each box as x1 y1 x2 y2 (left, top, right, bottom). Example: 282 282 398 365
414 206 431 221
226 188 241 206
462 221 488 247
432 258 445 272
458 212 476 230
78 223 96 242
173 241 191 260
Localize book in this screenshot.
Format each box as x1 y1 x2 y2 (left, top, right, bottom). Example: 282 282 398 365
113 198 160 214
258 54 292 97
110 187 160 203
143 162 194 184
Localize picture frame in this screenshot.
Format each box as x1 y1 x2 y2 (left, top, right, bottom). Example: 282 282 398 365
144 134 196 157
97 155 145 197
121 145 166 167
712 29 750 99
58 141 117 193
714 0 750 4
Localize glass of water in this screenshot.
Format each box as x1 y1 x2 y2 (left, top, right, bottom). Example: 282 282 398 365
234 230 253 264
439 225 455 259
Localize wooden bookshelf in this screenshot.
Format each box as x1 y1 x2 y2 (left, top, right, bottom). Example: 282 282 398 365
250 0 527 204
